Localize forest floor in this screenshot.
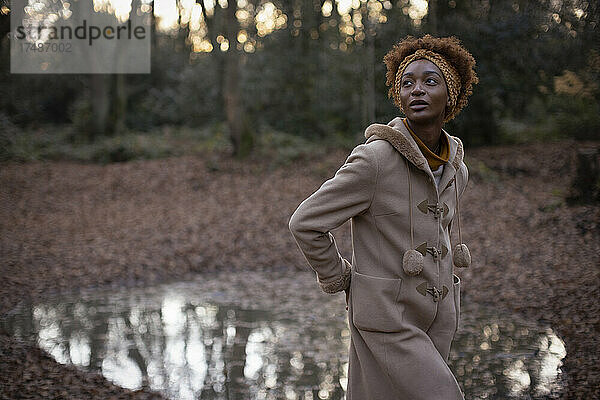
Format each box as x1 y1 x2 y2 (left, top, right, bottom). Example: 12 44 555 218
1 140 599 399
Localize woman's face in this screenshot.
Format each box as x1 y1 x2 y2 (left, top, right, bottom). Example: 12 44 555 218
399 59 449 124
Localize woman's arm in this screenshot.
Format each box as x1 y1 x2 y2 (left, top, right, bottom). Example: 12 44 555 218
288 144 378 293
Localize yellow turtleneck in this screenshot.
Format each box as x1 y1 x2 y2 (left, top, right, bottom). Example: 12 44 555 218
402 118 449 171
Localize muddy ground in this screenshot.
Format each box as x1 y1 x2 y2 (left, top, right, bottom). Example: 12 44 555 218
1 140 599 399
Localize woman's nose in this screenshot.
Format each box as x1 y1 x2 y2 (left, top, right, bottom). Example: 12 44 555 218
411 83 425 96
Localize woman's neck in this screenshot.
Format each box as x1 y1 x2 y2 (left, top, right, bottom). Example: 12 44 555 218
405 119 443 150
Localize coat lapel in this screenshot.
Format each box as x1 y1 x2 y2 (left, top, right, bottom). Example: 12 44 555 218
437 133 460 194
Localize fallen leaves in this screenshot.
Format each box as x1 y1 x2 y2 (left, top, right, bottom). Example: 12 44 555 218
0 140 598 399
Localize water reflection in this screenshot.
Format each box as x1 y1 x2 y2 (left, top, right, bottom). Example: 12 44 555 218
3 269 566 399
450 314 566 399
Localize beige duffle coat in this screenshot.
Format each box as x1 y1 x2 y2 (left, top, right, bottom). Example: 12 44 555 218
289 117 468 399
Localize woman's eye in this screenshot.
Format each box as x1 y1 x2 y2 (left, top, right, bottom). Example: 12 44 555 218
402 80 413 87
426 78 437 84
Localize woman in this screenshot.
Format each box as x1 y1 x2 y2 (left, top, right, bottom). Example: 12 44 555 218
288 35 478 399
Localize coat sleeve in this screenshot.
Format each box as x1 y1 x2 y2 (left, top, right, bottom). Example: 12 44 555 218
288 144 378 294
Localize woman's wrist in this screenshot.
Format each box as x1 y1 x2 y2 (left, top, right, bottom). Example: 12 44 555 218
318 258 352 294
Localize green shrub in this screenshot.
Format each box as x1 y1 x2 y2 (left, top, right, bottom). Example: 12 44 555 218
0 123 233 163
550 96 600 141
253 127 356 166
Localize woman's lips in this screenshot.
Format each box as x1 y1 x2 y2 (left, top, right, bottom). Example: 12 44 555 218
409 104 428 111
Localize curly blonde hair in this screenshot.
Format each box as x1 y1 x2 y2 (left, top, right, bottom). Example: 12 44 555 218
383 34 479 122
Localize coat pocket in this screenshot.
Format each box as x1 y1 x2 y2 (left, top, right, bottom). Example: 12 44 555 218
453 274 461 335
350 270 403 332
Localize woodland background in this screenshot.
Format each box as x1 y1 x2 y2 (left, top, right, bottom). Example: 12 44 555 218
1 1 600 399
1 0 599 161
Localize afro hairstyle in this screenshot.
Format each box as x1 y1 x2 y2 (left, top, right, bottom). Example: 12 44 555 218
383 34 479 122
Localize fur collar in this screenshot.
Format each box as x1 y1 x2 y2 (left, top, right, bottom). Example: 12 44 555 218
364 117 464 174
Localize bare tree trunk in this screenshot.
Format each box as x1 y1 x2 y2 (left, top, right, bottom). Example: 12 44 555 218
178 0 191 63
427 0 438 34
224 0 249 156
202 0 226 124
569 147 600 204
114 74 127 135
362 4 376 126
90 74 111 138
366 28 376 123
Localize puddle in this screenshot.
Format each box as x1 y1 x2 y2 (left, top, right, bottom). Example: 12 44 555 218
2 268 566 399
